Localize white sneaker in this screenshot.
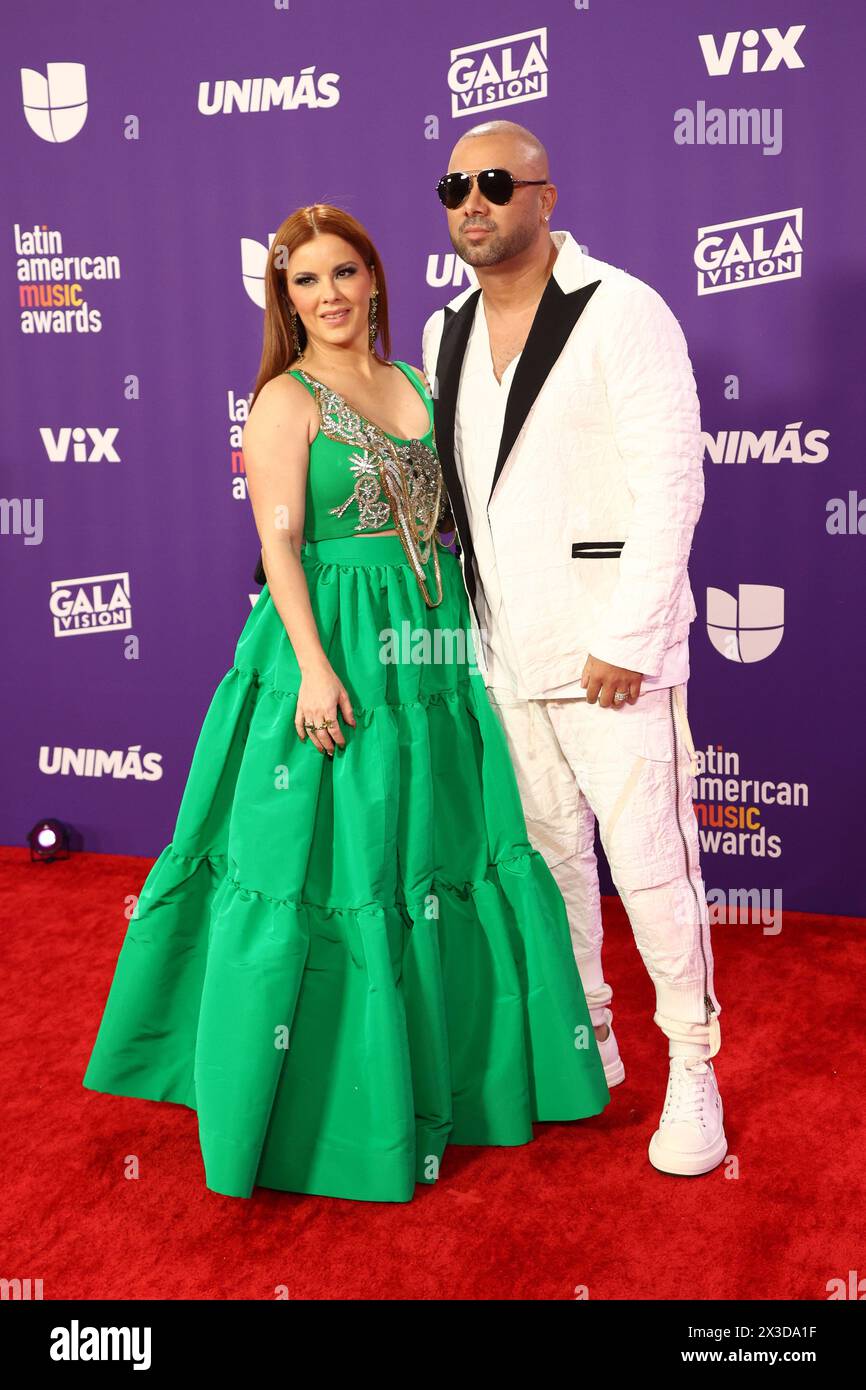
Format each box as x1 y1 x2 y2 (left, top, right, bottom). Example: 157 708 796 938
648 1055 728 1176
595 1007 625 1088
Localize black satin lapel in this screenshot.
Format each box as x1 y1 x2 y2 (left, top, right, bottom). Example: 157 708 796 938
489 278 602 504
432 288 482 608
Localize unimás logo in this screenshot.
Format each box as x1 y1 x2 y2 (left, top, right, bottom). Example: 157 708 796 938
448 28 548 119
694 209 802 295
425 253 478 290
198 67 340 116
40 427 120 463
698 24 806 76
38 746 162 781
706 584 784 663
49 572 131 637
21 62 87 141
703 420 829 464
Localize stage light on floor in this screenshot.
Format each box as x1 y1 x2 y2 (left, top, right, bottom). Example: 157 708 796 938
27 819 70 863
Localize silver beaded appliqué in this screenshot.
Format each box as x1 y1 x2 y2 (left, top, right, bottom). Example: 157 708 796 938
294 369 444 603
328 450 392 531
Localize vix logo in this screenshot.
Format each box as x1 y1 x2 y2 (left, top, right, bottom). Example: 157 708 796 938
40 428 120 463
698 25 806 76
21 63 88 141
706 585 784 664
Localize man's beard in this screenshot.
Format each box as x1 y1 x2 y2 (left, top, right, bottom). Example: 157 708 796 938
450 218 538 267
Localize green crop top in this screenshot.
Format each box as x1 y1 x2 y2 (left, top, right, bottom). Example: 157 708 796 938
251 360 451 589
289 359 440 542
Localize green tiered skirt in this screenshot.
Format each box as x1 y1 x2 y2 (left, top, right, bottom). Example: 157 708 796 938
83 535 609 1201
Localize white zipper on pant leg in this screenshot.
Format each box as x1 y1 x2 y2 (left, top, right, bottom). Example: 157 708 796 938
672 683 698 779
669 685 718 1051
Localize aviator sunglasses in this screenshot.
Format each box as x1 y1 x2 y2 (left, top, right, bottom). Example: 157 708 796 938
436 167 547 209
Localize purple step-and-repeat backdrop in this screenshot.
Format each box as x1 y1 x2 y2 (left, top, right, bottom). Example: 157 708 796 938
2 1 863 917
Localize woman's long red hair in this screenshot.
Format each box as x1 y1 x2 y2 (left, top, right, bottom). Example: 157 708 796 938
249 204 392 411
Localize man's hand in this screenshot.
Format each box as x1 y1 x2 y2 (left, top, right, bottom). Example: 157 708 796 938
581 655 643 708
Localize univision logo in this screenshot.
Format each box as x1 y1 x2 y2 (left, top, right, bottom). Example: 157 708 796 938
21 63 87 142
706 584 784 663
241 234 272 308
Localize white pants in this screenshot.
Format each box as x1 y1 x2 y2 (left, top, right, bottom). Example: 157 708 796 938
486 682 722 1057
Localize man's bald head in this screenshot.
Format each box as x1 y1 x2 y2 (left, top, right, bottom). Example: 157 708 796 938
450 120 549 179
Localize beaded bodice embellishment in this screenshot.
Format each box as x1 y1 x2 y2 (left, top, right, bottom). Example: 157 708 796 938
329 450 391 532
291 366 445 605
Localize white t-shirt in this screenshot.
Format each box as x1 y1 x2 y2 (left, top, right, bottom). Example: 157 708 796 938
453 294 690 698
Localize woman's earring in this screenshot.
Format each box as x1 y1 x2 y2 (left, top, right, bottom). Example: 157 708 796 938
368 291 379 351
290 308 302 357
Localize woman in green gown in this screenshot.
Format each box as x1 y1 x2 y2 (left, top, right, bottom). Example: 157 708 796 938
82 204 610 1202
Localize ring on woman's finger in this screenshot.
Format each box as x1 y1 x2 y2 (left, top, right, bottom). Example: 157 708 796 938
613 691 628 704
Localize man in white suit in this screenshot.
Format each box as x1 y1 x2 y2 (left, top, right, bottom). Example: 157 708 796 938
422 120 726 1176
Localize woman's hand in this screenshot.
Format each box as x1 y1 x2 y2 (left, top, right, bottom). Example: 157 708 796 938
294 659 356 756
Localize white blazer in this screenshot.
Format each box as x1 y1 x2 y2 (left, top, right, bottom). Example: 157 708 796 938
422 229 704 698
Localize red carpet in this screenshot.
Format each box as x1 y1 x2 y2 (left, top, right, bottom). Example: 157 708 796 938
1 843 862 1301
